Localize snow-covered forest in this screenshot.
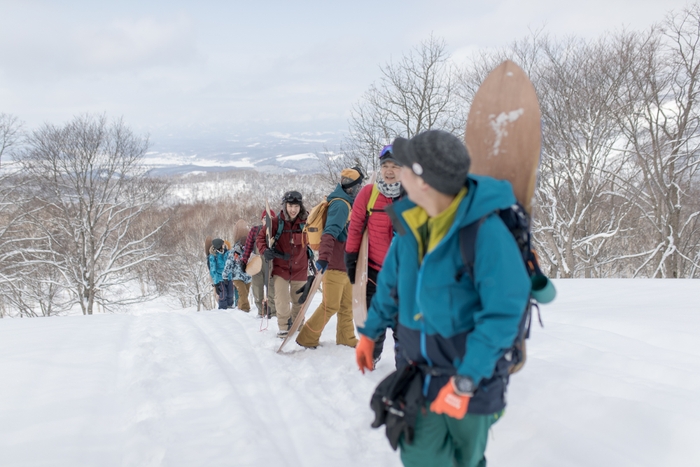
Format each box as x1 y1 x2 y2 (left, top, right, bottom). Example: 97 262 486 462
2 5 700 318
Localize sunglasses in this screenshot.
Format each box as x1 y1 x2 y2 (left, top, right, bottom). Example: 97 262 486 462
283 191 303 203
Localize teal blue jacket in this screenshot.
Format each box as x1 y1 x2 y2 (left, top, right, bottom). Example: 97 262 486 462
360 175 530 410
208 249 231 284
323 184 353 241
318 184 354 271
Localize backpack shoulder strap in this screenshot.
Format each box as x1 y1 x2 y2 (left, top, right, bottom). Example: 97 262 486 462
456 216 488 282
274 218 284 244
367 184 381 215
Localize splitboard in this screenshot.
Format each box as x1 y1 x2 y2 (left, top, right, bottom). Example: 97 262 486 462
464 60 541 213
352 171 378 328
277 271 324 353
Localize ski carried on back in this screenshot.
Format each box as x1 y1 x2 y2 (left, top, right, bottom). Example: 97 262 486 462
352 171 377 328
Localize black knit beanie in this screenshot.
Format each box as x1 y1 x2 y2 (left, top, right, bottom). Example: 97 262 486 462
392 130 470 195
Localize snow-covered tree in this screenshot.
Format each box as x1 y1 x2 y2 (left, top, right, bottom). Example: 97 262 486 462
18 115 170 314
616 6 700 277
327 35 463 178
0 114 29 317
532 35 636 278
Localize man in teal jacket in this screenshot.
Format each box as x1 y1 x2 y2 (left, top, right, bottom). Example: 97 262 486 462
355 130 531 467
297 167 364 348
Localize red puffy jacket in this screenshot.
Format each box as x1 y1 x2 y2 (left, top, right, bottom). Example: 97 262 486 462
345 183 396 270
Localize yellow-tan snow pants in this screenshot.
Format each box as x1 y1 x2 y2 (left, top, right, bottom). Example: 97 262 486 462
296 269 357 348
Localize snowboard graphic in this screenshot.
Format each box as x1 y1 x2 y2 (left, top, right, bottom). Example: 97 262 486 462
464 60 541 213
277 271 324 353
352 171 378 328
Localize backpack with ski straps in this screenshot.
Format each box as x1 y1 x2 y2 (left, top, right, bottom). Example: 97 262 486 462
455 202 549 375
304 198 352 250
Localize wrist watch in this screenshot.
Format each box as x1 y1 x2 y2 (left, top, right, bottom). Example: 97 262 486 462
452 376 476 396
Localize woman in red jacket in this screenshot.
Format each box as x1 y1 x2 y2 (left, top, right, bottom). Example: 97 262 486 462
345 145 402 364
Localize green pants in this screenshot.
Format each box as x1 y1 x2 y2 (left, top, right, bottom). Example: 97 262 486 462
400 409 502 467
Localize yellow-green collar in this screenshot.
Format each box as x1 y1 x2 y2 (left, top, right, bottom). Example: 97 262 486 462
401 187 468 261
427 187 468 253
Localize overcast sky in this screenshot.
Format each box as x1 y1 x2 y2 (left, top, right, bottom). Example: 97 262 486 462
0 0 693 141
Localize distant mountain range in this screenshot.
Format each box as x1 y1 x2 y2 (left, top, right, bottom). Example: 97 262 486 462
145 130 343 176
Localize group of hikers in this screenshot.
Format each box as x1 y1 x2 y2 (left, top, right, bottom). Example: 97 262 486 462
206 130 536 467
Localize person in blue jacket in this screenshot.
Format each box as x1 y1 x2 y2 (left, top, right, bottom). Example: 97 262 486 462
209 238 235 310
355 130 531 467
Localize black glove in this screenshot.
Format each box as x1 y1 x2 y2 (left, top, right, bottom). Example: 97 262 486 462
241 262 247 272
369 365 424 451
263 248 277 261
295 275 315 304
345 252 358 284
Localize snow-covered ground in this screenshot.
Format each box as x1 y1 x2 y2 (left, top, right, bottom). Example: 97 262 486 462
0 279 698 467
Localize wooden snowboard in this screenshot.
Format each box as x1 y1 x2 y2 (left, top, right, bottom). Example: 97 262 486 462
277 271 325 353
232 219 249 245
464 60 541 213
246 254 262 276
205 236 213 257
352 171 378 328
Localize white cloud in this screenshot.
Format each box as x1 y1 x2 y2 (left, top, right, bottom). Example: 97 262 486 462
77 15 198 70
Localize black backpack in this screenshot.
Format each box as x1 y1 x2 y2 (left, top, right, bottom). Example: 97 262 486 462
455 202 546 374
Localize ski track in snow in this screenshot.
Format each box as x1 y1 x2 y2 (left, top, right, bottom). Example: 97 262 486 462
1 279 699 466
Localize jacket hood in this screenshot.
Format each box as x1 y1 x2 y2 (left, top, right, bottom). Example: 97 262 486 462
327 183 354 204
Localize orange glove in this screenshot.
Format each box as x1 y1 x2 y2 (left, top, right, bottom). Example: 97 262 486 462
429 378 471 419
355 335 376 374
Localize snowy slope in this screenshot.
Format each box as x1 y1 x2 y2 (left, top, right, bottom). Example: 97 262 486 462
0 279 698 467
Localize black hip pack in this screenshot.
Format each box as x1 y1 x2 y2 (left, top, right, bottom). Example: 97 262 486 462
369 364 425 451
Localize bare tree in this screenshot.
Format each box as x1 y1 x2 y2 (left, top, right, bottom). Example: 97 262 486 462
616 6 700 278
532 35 637 278
18 115 170 315
0 113 22 167
458 34 636 278
157 203 219 311
328 35 463 177
0 114 29 316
